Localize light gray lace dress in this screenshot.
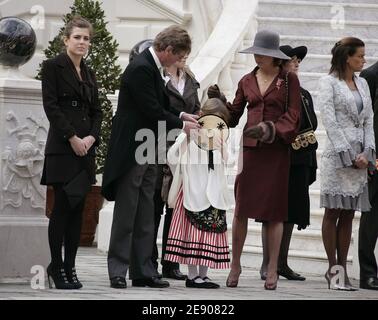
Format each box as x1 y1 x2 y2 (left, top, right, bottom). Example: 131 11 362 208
319 74 375 211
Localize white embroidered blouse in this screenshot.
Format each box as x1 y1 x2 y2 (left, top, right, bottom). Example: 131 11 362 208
167 132 234 212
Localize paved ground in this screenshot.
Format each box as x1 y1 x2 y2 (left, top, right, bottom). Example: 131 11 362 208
0 247 377 301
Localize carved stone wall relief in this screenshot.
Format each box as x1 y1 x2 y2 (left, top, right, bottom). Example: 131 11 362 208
1 111 47 210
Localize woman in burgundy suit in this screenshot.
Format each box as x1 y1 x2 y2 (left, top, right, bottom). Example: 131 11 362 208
209 30 301 290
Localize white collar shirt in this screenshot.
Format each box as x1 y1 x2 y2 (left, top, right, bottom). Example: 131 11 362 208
167 69 186 96
148 47 184 128
149 46 164 80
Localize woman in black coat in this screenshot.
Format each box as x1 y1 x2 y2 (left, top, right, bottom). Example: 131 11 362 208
40 16 102 289
260 45 318 281
153 58 201 280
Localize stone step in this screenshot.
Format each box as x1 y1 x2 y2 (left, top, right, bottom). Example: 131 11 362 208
308 208 324 229
314 109 323 128
226 193 361 230
316 129 327 147
300 54 377 73
280 35 378 56
310 189 321 210
257 16 378 39
308 208 361 229
299 0 377 3
300 72 325 92
303 70 378 97
237 224 327 252
237 245 353 277
316 149 322 164
310 169 321 190
258 0 378 21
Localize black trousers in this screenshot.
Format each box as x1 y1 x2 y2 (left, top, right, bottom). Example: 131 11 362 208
48 184 85 270
152 189 179 272
359 175 378 280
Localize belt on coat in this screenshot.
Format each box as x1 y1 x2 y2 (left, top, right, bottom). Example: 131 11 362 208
59 100 87 109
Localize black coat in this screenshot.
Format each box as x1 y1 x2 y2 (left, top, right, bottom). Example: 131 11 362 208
40 53 102 185
156 69 201 190
360 61 378 151
165 69 201 115
287 87 318 229
360 61 378 203
290 88 318 170
101 49 184 201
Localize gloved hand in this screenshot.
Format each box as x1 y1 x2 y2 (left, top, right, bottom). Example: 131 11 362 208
207 84 227 104
244 125 264 139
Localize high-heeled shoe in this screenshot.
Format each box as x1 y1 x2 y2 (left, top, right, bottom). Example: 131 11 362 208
47 264 76 290
264 273 278 290
325 271 357 291
226 267 242 288
324 271 331 289
65 267 83 289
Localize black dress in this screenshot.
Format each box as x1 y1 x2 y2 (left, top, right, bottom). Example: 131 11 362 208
287 87 318 230
40 53 102 186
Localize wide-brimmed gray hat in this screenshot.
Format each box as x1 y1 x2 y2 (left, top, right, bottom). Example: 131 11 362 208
239 30 290 60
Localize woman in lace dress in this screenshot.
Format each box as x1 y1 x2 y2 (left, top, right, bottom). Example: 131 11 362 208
319 37 375 290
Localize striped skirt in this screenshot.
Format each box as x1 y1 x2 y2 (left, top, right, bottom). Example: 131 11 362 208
165 188 230 269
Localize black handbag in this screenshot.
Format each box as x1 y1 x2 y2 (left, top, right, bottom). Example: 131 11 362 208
291 94 318 151
284 72 318 151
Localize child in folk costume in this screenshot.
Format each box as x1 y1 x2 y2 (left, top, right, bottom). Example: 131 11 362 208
165 98 234 289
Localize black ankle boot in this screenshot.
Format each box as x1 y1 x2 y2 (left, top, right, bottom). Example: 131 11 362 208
65 267 83 289
47 264 76 289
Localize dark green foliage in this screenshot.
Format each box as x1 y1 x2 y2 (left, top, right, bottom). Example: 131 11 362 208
36 0 122 174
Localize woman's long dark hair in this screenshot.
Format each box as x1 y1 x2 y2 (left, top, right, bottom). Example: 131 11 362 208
330 37 365 80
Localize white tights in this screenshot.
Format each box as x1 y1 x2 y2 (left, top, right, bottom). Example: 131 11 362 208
187 265 209 283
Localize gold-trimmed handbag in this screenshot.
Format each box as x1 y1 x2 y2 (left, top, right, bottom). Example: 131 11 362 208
283 73 318 151
291 94 318 151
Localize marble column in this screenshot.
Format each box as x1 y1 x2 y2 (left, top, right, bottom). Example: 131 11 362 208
0 66 50 279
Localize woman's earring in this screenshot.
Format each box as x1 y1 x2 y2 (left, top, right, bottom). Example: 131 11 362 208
84 45 91 59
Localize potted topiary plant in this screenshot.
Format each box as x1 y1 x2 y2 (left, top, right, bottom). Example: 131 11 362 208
37 0 122 246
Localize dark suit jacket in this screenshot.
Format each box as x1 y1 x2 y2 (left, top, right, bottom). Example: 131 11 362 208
101 49 184 201
360 61 378 151
41 53 102 156
360 61 378 203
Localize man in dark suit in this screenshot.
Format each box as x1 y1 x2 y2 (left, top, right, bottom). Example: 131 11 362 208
101 25 200 289
359 62 378 290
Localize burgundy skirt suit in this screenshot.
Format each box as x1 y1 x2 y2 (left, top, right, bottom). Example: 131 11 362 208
228 67 301 222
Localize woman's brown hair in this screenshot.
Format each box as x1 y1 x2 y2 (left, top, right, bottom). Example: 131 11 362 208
330 37 365 80
63 15 94 39
201 98 231 124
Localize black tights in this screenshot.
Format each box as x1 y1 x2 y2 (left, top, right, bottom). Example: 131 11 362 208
48 184 85 270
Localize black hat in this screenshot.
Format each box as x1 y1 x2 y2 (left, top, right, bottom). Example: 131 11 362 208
129 39 154 62
279 45 307 61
